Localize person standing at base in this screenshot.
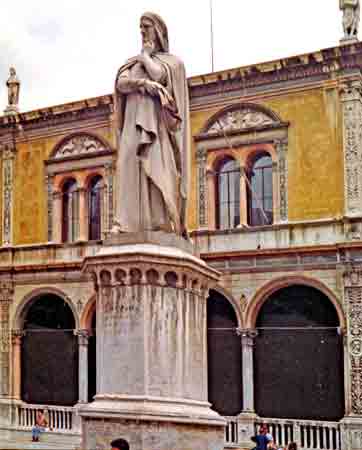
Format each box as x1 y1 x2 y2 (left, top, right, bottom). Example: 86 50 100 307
251 424 269 450
111 438 130 450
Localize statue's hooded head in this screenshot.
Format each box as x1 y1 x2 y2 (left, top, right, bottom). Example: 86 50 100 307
141 12 169 53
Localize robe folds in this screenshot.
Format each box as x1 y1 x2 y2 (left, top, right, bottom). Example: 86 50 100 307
114 52 190 235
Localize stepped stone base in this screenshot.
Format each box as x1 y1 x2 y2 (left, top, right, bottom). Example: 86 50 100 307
0 428 81 450
82 416 224 450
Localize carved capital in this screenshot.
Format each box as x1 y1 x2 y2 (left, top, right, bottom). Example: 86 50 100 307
343 265 362 287
0 280 14 303
0 143 16 161
340 80 362 102
11 329 24 346
74 329 90 346
237 328 259 346
196 147 208 164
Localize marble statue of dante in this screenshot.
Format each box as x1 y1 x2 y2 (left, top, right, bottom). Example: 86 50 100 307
113 12 190 237
6 67 20 107
340 0 360 39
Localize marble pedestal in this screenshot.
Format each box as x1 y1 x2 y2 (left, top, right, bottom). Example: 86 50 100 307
80 233 225 450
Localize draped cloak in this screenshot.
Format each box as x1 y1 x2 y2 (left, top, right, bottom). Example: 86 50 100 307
114 52 190 236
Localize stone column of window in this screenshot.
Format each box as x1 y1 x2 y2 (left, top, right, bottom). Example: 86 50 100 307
343 266 362 417
340 80 362 217
275 139 288 223
52 190 62 243
1 143 16 246
75 329 90 404
78 187 87 241
239 166 248 225
196 147 208 230
237 328 258 413
0 280 14 397
11 330 24 400
206 169 217 230
104 162 115 234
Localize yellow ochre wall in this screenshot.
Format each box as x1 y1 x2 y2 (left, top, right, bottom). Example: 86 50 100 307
11 85 344 245
188 86 344 230
13 127 112 245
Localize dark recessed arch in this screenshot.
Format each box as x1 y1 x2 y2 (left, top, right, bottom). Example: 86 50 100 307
254 284 344 421
207 289 242 416
21 294 78 406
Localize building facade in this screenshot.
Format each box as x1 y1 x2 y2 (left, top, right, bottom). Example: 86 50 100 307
0 42 362 449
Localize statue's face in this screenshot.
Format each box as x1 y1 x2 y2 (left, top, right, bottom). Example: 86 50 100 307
140 17 158 48
10 68 15 76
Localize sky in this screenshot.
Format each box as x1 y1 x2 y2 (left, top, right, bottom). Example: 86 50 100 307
0 0 346 112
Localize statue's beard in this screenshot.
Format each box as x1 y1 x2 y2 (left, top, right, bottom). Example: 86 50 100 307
142 38 159 53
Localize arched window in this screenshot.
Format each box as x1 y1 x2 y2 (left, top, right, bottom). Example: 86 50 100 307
62 179 79 243
88 176 103 241
248 153 273 226
216 158 240 230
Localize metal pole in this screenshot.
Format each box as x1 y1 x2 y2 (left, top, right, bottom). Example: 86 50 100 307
210 0 215 72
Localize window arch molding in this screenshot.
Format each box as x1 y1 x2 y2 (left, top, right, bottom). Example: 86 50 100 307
49 131 112 160
199 102 285 137
45 132 116 243
194 102 289 230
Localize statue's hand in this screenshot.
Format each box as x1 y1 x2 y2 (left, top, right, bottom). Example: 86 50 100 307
144 80 160 96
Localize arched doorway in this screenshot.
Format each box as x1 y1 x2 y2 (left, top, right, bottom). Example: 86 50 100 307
21 294 78 406
207 290 242 415
88 310 96 402
254 284 344 420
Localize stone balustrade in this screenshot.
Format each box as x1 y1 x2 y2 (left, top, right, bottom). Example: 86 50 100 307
224 416 341 450
254 418 341 450
15 403 79 433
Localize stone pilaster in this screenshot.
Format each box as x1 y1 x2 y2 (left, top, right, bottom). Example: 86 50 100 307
275 139 288 222
11 330 24 400
340 80 362 217
75 329 90 404
1 144 16 246
0 280 14 397
45 173 54 242
196 147 208 230
343 266 362 417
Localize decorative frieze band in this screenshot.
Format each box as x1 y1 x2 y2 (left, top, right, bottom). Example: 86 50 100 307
344 266 362 415
0 280 14 396
196 147 208 229
1 144 16 246
276 139 288 222
340 80 362 217
45 174 54 241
